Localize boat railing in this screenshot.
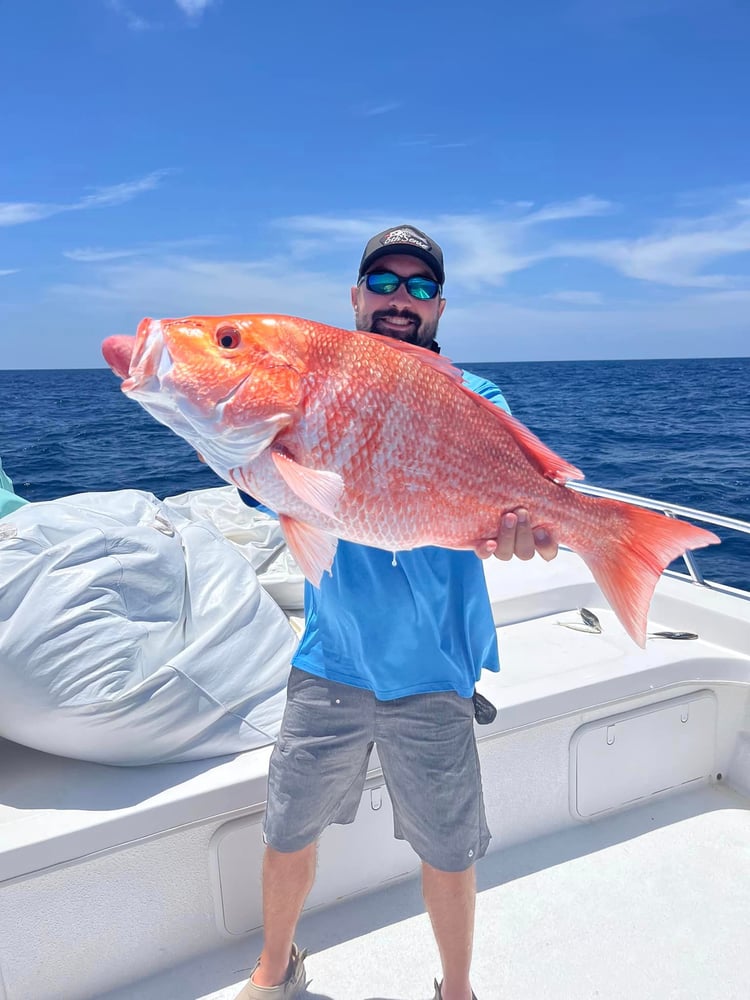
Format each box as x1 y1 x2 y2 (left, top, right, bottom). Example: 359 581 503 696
568 482 750 589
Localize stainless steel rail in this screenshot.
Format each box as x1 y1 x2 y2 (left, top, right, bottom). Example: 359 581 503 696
568 482 750 588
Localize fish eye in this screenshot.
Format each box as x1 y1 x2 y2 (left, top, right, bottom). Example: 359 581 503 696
216 324 241 350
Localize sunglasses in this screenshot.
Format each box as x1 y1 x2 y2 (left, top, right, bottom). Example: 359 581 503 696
359 270 441 301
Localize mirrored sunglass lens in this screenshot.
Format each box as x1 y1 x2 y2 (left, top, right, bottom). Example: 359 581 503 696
407 277 438 300
366 272 399 294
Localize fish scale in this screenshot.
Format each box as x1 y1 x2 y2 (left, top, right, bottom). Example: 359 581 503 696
102 313 720 647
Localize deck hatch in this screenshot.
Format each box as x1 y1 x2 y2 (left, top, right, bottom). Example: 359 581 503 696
570 690 717 818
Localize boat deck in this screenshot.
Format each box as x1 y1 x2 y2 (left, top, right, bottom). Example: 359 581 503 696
97 782 750 1000
2 542 749 1000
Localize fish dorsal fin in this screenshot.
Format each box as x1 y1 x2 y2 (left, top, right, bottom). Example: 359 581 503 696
358 333 464 384
272 449 344 519
461 387 585 483
279 514 339 586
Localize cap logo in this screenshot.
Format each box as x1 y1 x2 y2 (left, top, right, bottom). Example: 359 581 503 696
381 228 430 251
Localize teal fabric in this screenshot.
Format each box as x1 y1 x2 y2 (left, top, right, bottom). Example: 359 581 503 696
0 458 27 518
292 371 509 700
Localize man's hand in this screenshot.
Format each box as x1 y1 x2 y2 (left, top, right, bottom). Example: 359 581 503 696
474 509 558 562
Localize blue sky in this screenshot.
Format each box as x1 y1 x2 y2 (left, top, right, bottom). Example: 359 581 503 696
2 0 749 369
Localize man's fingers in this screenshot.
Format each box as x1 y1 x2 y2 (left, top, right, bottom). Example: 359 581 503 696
533 528 559 562
493 512 518 561
474 510 559 563
512 510 536 561
473 539 497 560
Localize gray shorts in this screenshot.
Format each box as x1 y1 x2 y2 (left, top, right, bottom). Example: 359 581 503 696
263 668 491 872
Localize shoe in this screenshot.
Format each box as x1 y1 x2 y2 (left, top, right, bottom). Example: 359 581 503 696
433 979 478 1000
234 943 309 999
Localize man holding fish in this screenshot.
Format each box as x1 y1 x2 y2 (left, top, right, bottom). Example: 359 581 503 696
102 225 717 999
239 226 556 1000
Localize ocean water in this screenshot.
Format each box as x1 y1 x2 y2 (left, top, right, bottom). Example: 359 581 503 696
0 357 748 590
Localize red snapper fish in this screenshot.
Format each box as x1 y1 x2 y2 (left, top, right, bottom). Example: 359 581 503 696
102 314 719 647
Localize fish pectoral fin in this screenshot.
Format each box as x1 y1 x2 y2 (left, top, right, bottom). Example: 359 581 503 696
271 450 344 520
279 514 339 586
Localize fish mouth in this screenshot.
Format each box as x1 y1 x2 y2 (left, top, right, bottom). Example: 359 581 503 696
122 318 172 392
102 318 171 392
101 335 137 380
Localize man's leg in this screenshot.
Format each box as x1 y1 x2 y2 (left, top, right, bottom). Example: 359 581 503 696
422 861 476 1000
375 690 487 999
250 669 375 990
250 842 317 987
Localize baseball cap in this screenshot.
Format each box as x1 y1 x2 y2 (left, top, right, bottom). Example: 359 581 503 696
357 224 445 285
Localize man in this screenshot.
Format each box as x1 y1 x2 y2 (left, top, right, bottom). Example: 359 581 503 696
236 225 558 1000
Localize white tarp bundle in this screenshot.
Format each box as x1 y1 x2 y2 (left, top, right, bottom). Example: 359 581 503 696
162 486 305 612
0 489 299 765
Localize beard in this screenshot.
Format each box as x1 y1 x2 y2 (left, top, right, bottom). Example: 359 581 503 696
355 306 439 349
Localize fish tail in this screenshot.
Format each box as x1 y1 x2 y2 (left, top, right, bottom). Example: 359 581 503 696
574 498 720 647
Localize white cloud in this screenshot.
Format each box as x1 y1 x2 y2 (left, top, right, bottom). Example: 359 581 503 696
281 215 389 241
274 214 389 264
521 196 617 225
277 212 537 288
276 199 616 291
107 0 151 31
0 170 170 228
434 199 619 289
63 236 212 263
77 171 171 208
288 196 750 292
268 197 750 296
64 248 146 263
109 0 217 29
435 214 540 288
551 201 750 288
361 102 402 117
543 290 603 305
398 135 438 146
0 202 62 226
0 269 19 277
174 0 219 20
49 255 351 330
397 134 472 150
